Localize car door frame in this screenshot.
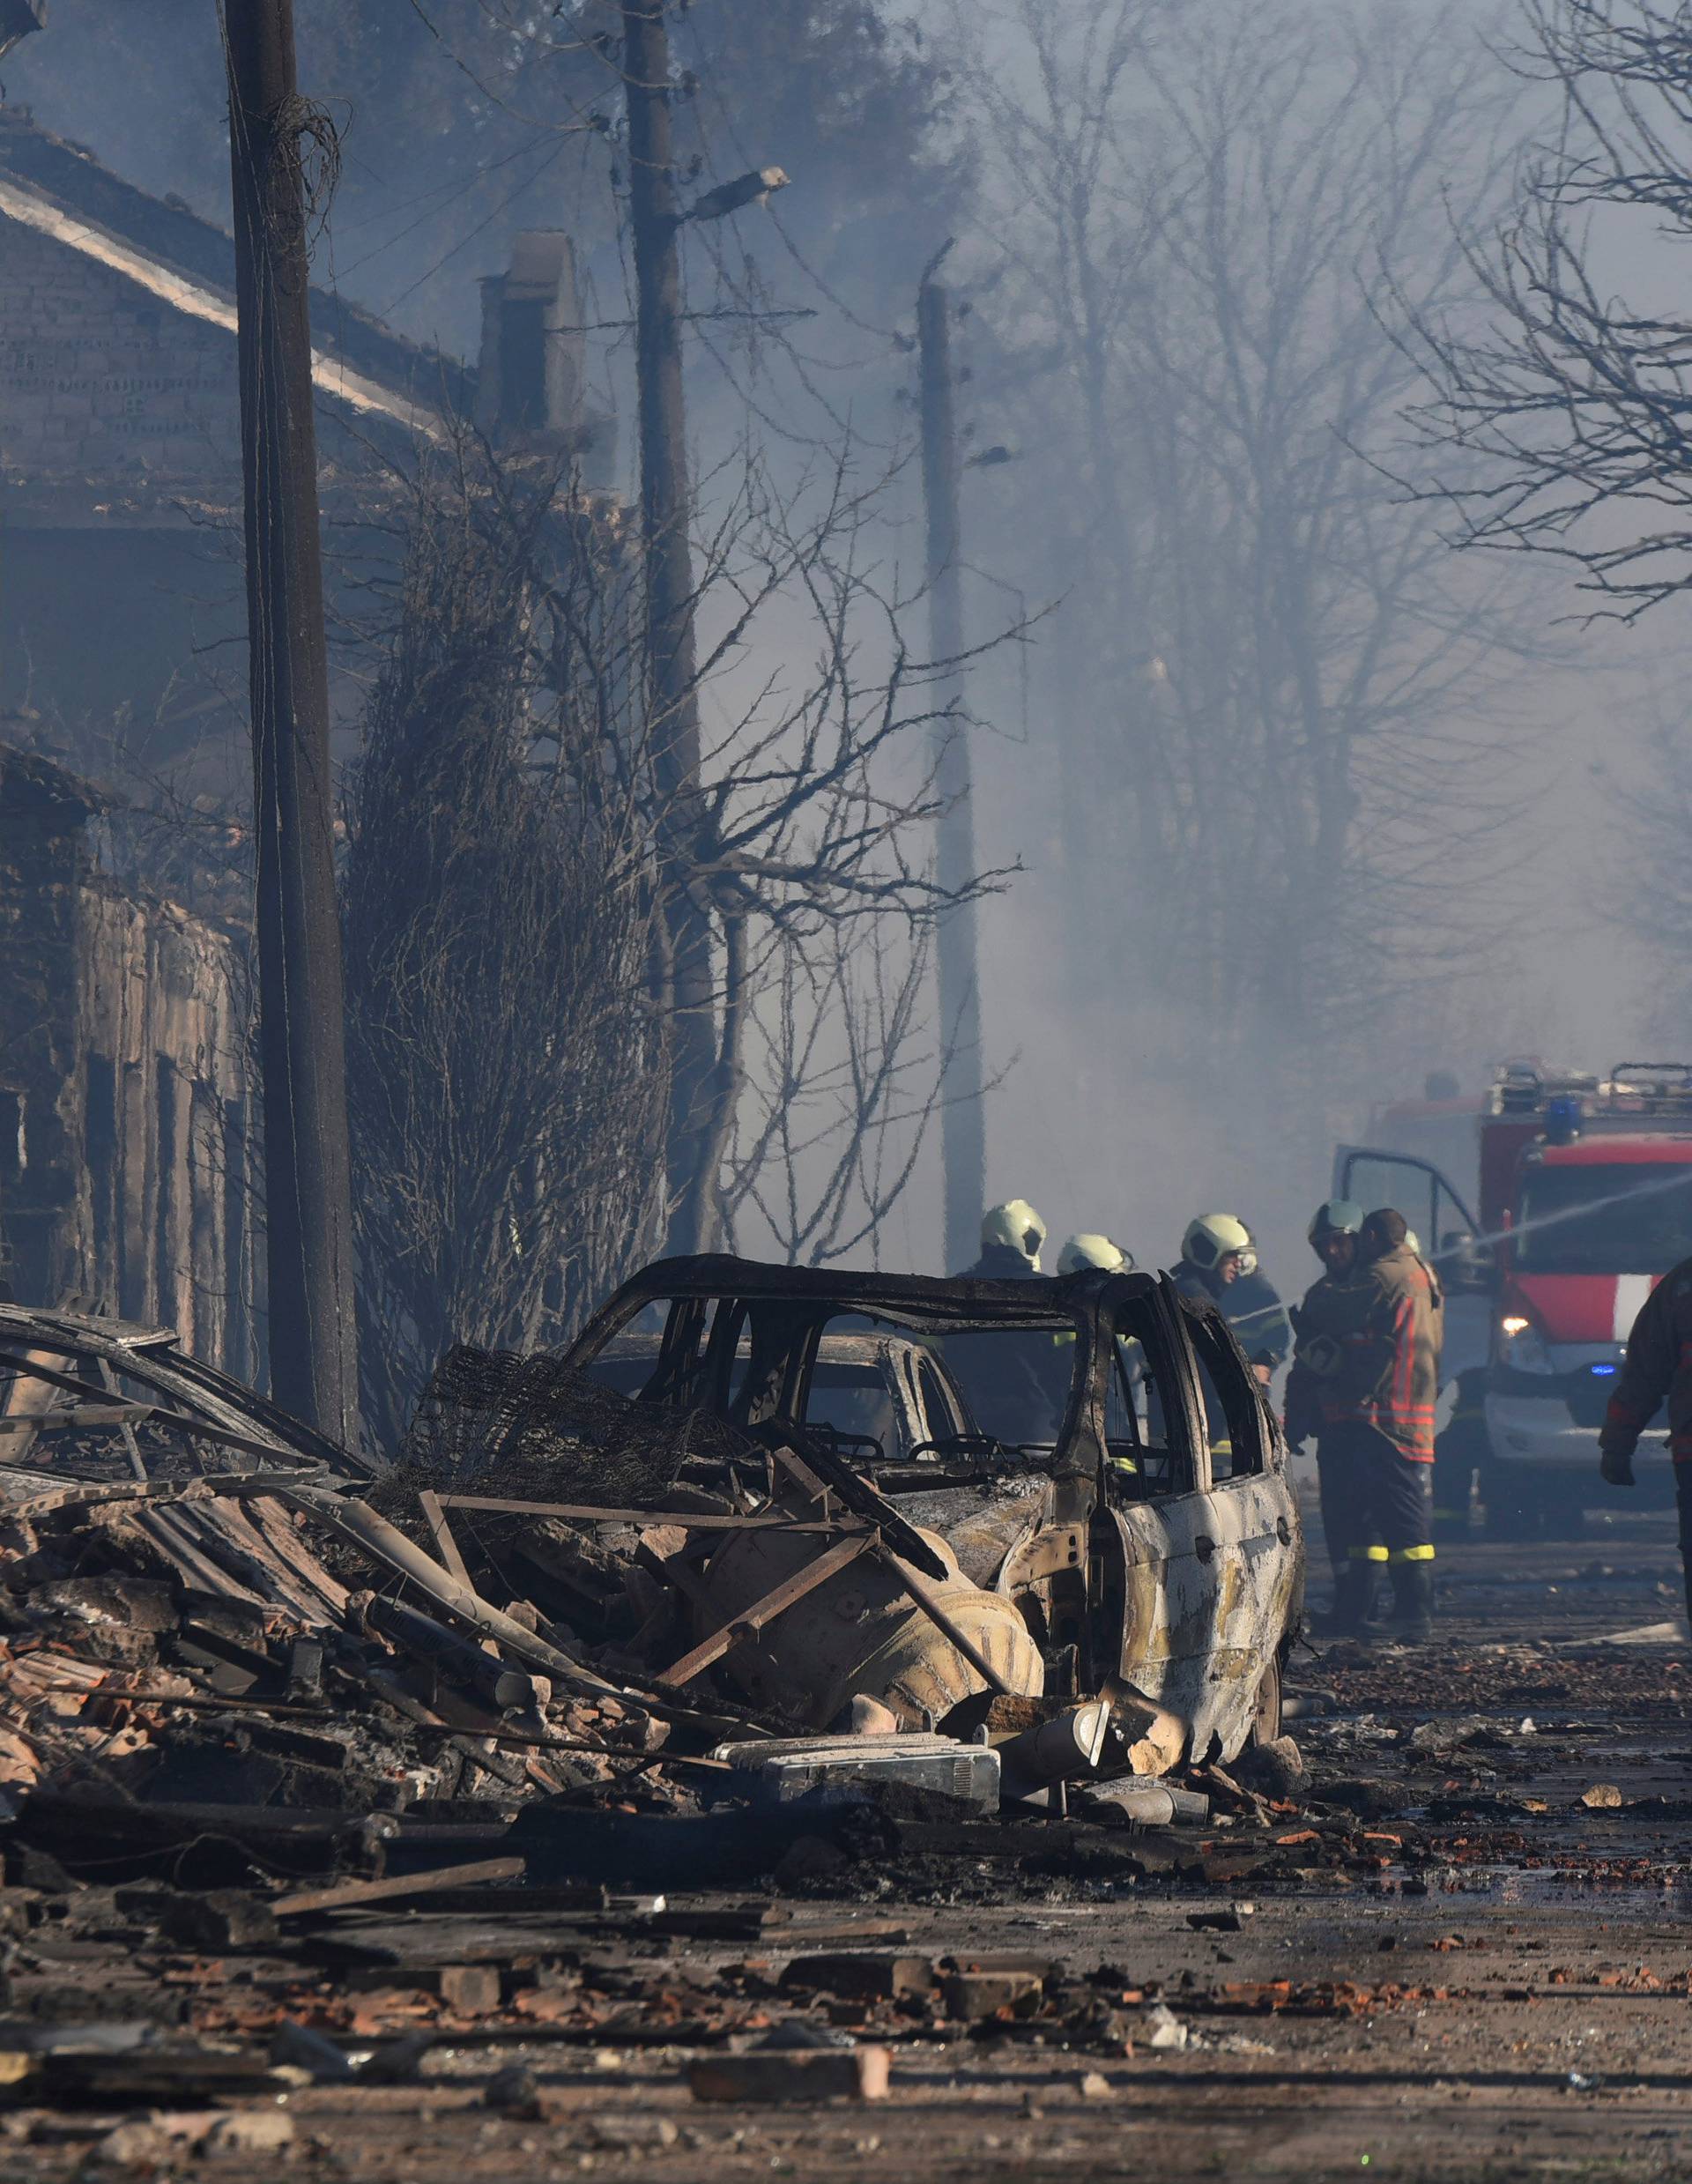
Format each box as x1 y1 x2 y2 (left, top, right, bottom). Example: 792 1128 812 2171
1333 1142 1495 1382
1180 1301 1303 1761
1095 1275 1224 1743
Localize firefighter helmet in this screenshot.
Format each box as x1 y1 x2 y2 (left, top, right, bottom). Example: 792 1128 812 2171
1307 1199 1364 1246
1058 1232 1133 1275
1182 1213 1251 1272
982 1199 1047 1267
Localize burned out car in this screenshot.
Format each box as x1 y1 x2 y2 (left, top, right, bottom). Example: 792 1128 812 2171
540 1254 1304 1767
0 1267 1300 1821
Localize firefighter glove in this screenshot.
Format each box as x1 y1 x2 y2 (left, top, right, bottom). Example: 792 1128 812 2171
1599 1445 1636 1489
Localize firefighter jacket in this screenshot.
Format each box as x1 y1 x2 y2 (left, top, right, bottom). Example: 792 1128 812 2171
947 1244 1065 1444
1225 1268 1294 1371
1321 1244 1443 1462
1600 1256 1692 1466
1283 1271 1359 1449
1169 1259 1215 1305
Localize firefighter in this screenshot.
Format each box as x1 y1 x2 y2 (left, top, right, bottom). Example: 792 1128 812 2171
1057 1233 1134 1275
950 1200 1058 1441
1598 1257 1692 1626
1172 1215 1289 1385
1284 1200 1377 1625
1171 1213 1250 1300
1320 1207 1444 1640
960 1200 1046 1280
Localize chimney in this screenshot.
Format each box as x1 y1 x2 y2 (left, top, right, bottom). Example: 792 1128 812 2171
475 232 585 449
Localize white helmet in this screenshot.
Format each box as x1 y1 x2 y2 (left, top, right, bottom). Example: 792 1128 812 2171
1182 1213 1251 1273
982 1199 1047 1267
1058 1232 1133 1276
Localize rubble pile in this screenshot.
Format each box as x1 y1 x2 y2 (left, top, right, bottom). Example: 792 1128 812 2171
0 1479 677 1837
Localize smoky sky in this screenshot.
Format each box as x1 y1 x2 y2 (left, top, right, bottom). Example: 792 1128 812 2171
5 0 1685 1294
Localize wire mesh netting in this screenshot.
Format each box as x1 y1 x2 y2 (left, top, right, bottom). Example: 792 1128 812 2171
382 1344 757 1514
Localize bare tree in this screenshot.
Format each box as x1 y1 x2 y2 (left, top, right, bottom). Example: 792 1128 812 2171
1400 0 1692 620
339 442 669 1445
629 437 1013 1260
338 417 1010 1433
952 0 1530 1125
722 917 950 1267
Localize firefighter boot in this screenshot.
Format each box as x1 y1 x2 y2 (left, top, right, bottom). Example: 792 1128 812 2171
1387 1561 1435 1642
1314 1560 1378 1638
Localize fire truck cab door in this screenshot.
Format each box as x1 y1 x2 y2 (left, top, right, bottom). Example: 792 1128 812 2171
1332 1146 1491 1379
1332 1146 1479 1252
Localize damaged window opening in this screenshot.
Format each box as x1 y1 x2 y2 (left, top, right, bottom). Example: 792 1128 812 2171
578 1292 1105 1465
1184 1305 1270 1482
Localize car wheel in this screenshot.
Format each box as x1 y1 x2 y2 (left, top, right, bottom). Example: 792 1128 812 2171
1248 1652 1283 1746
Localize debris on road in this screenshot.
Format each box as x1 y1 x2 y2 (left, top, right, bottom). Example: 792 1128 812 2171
11 1274 1688 2173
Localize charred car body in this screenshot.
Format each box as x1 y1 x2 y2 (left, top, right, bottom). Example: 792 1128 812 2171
546 1254 1305 1766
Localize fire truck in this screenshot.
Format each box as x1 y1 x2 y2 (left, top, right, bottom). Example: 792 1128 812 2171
1332 1062 1692 1535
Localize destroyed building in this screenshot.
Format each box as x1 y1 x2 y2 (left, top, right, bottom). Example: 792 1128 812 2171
0 102 617 1355
0 741 256 1372
0 105 611 785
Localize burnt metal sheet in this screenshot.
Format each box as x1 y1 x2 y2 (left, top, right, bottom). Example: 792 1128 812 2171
0 1301 371 1481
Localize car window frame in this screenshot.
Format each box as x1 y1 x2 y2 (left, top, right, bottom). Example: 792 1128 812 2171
1102 1281 1202 1498
1181 1303 1271 1482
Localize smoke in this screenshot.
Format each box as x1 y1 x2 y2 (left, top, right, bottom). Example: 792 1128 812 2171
6 0 1684 1302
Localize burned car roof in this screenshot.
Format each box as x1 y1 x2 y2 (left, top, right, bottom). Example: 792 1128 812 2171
575 1251 1161 1333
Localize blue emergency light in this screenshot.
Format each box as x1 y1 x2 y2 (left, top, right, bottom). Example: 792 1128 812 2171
1544 1094 1584 1144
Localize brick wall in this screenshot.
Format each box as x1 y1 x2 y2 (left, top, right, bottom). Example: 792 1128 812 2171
0 221 240 488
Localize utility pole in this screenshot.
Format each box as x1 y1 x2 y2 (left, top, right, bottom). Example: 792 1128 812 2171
620 0 719 1256
223 0 359 1444
918 271 986 1277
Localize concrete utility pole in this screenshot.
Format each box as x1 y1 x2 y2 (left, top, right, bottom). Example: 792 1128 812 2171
620 0 719 1256
223 0 359 1444
918 271 986 1277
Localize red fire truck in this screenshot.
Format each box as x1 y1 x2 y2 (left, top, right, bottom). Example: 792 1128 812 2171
1333 1063 1692 1535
